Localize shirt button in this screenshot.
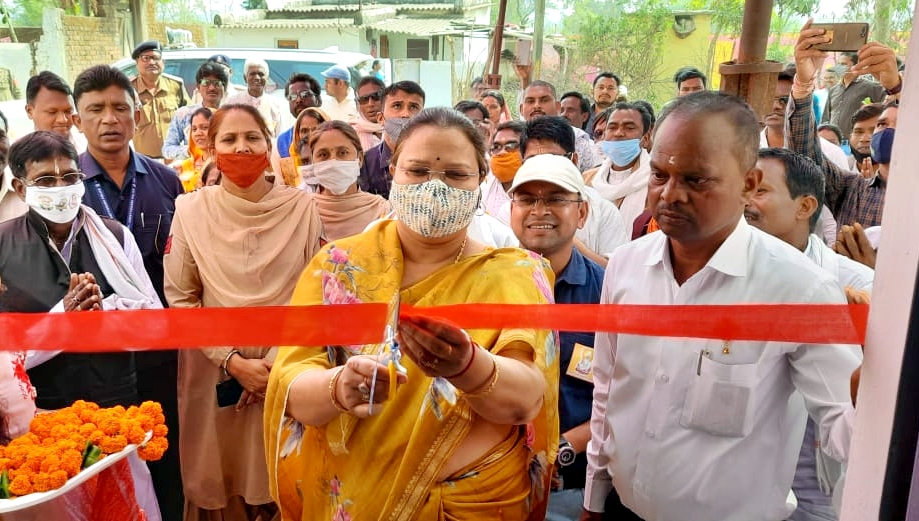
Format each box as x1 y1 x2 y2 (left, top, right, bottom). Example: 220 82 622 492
659 374 669 383
645 431 655 439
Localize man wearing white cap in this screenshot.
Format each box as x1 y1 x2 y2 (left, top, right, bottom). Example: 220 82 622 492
508 153 607 521
320 64 358 122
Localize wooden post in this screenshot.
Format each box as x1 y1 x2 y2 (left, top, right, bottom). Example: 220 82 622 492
485 0 508 90
718 0 781 120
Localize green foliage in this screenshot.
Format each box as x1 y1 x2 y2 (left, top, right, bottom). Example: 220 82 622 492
559 0 673 106
241 0 268 9
157 0 210 23
843 0 914 50
5 0 57 26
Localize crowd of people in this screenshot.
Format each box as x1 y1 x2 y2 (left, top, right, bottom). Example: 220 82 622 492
0 18 903 521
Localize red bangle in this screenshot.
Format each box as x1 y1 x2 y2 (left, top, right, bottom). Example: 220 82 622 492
446 341 478 379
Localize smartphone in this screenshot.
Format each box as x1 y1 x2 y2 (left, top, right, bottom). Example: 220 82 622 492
216 378 245 408
811 23 869 52
515 40 532 66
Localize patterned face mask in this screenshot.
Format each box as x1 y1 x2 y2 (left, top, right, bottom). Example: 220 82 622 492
388 179 479 238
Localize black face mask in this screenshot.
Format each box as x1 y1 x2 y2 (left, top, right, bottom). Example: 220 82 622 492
851 147 872 165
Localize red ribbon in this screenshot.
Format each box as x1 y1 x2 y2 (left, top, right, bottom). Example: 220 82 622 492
0 303 868 352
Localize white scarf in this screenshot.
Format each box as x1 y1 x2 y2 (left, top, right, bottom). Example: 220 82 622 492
589 150 651 226
80 205 161 309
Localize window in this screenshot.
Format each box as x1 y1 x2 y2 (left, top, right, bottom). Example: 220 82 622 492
407 39 430 60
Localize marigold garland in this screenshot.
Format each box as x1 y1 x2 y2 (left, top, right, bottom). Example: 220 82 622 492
0 400 168 499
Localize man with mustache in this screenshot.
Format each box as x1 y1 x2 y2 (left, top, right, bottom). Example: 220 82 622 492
585 72 620 131
581 92 860 521
162 62 228 161
507 153 606 521
130 40 189 160
349 75 385 152
520 80 599 173
844 103 883 174
74 64 184 521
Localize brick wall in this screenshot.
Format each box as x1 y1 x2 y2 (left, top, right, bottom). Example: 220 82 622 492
61 14 126 81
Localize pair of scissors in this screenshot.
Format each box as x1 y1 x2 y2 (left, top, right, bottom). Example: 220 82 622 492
368 293 405 414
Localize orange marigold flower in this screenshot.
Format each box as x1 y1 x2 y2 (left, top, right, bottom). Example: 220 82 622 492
0 457 11 472
125 425 146 445
31 472 53 493
99 435 127 454
40 455 61 474
9 474 32 496
49 469 68 489
137 437 168 461
89 430 106 445
60 450 82 477
152 424 168 438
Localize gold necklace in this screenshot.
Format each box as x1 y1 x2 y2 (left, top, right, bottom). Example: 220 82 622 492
454 236 468 264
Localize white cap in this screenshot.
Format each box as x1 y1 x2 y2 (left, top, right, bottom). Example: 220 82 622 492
509 154 585 195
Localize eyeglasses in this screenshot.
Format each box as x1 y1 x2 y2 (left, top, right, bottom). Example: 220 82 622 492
287 90 317 101
199 79 225 89
511 195 582 209
395 166 479 184
23 172 86 188
491 141 520 154
138 54 162 63
357 90 383 104
774 95 789 106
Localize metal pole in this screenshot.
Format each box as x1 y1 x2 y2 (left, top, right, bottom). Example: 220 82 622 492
532 0 545 80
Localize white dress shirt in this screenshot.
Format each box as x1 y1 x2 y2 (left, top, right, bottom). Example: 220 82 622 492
225 91 291 137
320 91 359 122
805 233 873 292
759 129 851 173
585 218 860 521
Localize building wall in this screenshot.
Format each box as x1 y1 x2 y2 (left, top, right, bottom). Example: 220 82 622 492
215 27 362 52
61 12 125 81
657 13 714 98
147 0 208 48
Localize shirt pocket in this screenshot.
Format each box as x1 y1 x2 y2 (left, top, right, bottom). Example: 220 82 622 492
158 97 179 125
136 212 173 255
679 352 756 438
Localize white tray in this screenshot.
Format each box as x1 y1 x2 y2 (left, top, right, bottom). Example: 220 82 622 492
0 431 151 513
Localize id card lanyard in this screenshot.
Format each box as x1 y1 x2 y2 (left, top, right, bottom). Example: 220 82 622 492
92 176 137 231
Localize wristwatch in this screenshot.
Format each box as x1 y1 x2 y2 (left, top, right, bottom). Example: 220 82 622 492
557 436 576 467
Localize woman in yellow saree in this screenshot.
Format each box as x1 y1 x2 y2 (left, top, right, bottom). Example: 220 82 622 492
265 107 559 521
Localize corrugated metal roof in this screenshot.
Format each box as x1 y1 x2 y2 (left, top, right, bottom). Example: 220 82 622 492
221 18 356 29
366 17 462 35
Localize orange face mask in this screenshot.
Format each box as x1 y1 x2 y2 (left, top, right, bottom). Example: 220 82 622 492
489 153 523 183
216 152 270 188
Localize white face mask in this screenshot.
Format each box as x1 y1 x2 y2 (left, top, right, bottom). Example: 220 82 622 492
25 183 85 224
298 164 318 191
312 159 360 195
389 179 479 238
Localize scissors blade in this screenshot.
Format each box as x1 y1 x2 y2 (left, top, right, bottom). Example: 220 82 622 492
368 293 400 414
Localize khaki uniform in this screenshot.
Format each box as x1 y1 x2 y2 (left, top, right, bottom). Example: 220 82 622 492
0 68 21 101
132 73 188 158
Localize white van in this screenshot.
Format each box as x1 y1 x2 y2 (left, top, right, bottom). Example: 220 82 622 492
112 47 376 99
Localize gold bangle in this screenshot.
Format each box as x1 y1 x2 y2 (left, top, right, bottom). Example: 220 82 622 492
460 353 499 399
328 366 348 413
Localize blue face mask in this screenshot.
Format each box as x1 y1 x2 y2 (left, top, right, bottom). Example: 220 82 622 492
600 138 642 167
870 127 895 164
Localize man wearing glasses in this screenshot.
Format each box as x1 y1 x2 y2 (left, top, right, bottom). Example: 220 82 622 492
271 72 323 176
130 40 188 159
350 75 385 152
482 120 525 224
162 62 228 161
507 154 606 521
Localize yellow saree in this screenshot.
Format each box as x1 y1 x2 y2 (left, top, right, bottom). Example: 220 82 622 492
264 219 559 521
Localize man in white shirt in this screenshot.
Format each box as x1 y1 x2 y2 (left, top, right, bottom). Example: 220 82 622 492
225 58 290 137
0 110 27 222
320 64 358 122
582 92 861 521
745 147 870 521
583 101 654 229
517 116 629 267
24 71 87 153
482 120 526 224
519 80 600 172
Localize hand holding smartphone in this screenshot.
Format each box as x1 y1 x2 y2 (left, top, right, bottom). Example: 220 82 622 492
811 22 869 52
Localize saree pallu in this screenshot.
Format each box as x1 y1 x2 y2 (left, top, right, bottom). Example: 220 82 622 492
264 219 559 521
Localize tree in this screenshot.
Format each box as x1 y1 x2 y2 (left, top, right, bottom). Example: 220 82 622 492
844 0 913 51
561 0 673 106
6 0 59 26
156 0 209 24
241 0 267 9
